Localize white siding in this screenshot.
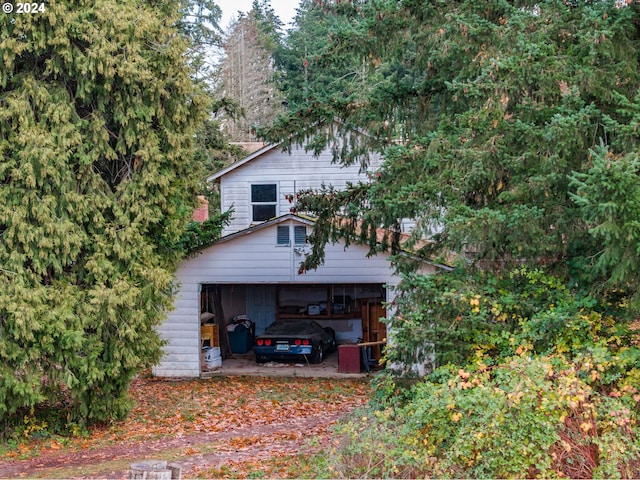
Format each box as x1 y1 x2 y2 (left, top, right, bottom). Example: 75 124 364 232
299 242 401 285
183 221 401 284
221 144 382 235
153 282 201 377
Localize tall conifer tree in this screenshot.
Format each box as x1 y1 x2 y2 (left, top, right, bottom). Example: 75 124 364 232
271 0 640 285
0 0 212 422
269 0 640 367
216 0 284 141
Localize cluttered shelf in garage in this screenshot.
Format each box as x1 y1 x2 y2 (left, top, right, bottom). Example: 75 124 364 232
277 312 358 320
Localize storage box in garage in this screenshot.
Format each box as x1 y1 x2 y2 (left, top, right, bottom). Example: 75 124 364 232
201 323 219 348
338 344 361 373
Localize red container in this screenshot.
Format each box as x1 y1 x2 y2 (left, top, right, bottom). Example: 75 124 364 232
338 344 361 373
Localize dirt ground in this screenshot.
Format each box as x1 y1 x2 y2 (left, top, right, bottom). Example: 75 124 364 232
0 413 347 479
0 354 371 479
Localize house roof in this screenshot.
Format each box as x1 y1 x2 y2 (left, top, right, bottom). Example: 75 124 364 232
229 142 269 154
214 213 316 246
206 143 281 183
332 217 454 271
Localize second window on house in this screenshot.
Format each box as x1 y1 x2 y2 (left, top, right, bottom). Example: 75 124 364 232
293 225 307 245
251 184 277 222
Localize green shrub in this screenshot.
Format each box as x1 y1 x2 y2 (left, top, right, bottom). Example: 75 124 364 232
388 267 589 372
323 354 640 479
320 276 640 478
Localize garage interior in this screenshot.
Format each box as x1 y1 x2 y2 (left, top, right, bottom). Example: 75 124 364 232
199 283 388 373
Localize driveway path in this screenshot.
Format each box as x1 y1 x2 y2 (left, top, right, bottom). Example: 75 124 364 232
0 375 370 479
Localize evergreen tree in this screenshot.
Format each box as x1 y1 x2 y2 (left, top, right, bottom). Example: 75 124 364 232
216 0 285 141
268 0 379 160
0 0 212 423
571 145 640 298
276 0 336 109
267 0 640 368
271 0 640 285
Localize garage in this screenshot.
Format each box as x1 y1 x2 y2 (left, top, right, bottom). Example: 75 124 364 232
198 283 387 370
152 214 434 378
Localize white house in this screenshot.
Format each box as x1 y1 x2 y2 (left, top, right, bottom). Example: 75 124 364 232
153 140 441 377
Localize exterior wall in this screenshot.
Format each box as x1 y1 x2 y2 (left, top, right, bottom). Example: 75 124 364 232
182 220 403 284
153 282 201 377
220 144 382 235
157 130 443 376
153 219 429 377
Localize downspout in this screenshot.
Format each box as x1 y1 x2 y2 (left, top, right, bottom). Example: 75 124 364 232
290 223 296 282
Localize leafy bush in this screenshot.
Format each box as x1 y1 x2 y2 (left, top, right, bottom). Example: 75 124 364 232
387 265 640 376
322 296 640 478
388 266 590 372
323 353 640 479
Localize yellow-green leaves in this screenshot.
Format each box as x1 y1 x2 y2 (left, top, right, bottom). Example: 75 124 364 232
1 0 208 425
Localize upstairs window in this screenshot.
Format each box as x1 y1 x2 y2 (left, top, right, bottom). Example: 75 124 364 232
251 184 277 222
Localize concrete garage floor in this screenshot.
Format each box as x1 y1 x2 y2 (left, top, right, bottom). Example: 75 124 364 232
201 349 370 379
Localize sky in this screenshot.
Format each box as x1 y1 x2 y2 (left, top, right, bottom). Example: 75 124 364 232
216 0 301 31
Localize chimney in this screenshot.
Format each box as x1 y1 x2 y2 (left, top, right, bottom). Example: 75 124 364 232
192 195 209 222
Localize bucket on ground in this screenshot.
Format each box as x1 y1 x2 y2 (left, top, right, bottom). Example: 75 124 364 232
129 460 182 480
204 346 222 368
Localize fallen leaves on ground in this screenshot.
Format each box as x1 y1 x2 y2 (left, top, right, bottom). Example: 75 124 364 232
0 375 371 479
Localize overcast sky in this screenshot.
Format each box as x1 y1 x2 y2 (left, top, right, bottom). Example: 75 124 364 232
216 0 301 30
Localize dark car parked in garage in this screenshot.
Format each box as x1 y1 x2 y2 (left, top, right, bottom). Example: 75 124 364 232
254 320 336 364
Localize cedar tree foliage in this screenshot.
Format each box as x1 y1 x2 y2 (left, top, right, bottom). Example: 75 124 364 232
0 0 213 423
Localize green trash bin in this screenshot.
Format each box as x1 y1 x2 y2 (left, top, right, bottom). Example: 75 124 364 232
228 323 253 354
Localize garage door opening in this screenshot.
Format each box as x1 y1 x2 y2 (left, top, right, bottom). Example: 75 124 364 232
198 283 387 373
